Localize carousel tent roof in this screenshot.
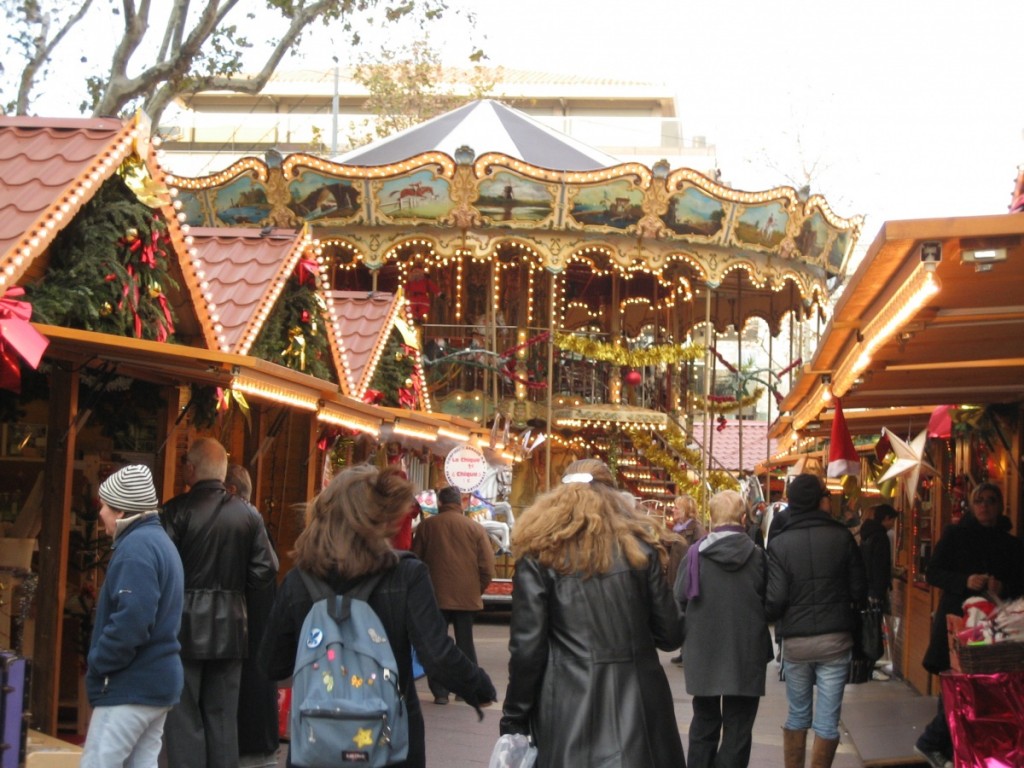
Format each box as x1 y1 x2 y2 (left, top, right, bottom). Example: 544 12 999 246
334 99 620 171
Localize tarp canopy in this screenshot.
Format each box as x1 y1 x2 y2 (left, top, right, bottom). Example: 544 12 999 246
334 99 620 171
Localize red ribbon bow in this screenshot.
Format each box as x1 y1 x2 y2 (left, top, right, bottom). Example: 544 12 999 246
0 287 50 393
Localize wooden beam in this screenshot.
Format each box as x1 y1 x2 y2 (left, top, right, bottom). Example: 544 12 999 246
35 364 78 734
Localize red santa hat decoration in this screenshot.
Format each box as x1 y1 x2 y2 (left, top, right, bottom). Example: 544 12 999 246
827 398 860 478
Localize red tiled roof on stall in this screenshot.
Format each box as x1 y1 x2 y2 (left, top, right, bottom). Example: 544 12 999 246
0 117 129 281
705 420 777 472
324 290 407 399
0 114 220 349
190 227 315 354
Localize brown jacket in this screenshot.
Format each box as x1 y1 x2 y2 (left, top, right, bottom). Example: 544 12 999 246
412 501 496 611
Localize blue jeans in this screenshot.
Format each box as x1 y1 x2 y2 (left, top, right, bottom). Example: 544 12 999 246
81 703 170 768
782 652 851 740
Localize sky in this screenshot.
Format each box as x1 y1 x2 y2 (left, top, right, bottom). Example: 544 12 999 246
10 0 1024 252
432 0 1024 243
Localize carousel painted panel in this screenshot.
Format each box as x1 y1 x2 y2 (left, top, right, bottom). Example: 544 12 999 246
287 171 364 223
476 172 556 227
732 201 790 251
177 190 211 227
374 171 454 223
794 210 830 262
212 175 272 226
567 180 644 232
660 186 727 242
826 229 853 276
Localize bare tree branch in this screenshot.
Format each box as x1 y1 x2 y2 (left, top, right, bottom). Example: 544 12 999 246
13 0 94 114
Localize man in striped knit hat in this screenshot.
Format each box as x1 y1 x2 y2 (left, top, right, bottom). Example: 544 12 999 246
81 464 184 768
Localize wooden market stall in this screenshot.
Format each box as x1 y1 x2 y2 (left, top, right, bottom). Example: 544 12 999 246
770 211 1024 694
0 114 463 735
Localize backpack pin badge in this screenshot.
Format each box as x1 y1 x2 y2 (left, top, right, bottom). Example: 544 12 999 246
306 628 324 648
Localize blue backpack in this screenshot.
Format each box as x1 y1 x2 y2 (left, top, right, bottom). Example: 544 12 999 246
291 569 409 768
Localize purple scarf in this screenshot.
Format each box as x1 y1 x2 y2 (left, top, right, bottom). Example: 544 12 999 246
685 524 748 601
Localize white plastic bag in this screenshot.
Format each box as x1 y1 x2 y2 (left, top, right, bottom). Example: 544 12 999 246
488 733 537 768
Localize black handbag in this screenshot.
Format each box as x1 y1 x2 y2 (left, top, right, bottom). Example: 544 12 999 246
858 603 885 662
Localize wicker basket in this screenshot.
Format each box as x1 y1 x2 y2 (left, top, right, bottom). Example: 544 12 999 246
954 639 1024 674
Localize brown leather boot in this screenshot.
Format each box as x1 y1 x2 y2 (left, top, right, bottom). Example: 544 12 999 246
783 728 807 768
810 735 840 768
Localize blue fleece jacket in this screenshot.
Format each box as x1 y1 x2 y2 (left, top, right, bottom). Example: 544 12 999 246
86 512 185 707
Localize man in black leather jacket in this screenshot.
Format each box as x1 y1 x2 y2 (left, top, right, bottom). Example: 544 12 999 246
161 438 278 768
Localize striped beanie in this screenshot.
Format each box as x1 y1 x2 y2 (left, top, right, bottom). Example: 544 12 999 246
99 464 159 513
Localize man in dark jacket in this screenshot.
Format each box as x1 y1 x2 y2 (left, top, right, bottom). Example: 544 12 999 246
412 485 495 705
767 473 867 768
914 482 1024 768
83 465 184 768
860 504 897 612
162 438 278 768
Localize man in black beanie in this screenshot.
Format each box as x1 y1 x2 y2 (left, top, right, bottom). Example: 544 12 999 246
766 473 867 768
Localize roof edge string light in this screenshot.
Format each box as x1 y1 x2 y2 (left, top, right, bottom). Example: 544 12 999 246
317 404 381 437
231 373 319 411
392 419 439 443
830 265 941 400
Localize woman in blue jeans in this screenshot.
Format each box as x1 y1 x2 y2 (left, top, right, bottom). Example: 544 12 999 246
766 474 867 768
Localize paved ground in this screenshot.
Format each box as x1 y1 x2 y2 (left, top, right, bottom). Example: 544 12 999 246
265 613 934 767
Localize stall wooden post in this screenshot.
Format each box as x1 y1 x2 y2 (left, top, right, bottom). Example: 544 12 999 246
35 365 78 734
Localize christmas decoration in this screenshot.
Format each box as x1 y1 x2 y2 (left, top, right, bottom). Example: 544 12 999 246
0 287 49 393
627 426 739 505
623 370 642 387
827 398 860 478
555 334 703 367
250 273 333 381
879 427 936 507
27 172 179 341
687 389 764 414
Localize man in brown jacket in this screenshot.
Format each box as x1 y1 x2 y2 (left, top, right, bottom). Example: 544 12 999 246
412 485 496 705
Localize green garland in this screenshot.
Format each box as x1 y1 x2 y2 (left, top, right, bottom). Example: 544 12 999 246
250 276 334 381
556 334 704 367
369 333 415 407
27 171 178 340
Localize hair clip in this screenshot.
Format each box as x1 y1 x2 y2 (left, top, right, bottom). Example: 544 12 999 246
562 473 593 485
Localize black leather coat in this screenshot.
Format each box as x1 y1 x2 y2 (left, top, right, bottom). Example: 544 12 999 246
500 547 685 768
162 479 278 659
766 509 867 639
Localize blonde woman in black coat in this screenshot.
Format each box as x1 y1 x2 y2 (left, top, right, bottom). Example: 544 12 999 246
500 458 685 768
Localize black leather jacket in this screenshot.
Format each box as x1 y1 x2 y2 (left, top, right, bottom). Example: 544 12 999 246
163 479 278 659
766 509 867 639
500 547 684 768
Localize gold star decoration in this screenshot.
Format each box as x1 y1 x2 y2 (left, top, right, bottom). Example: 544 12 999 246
879 428 936 507
350 675 363 688
352 728 374 748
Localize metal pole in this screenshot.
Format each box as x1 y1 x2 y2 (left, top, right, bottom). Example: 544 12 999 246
545 271 556 491
331 64 339 156
701 285 712 517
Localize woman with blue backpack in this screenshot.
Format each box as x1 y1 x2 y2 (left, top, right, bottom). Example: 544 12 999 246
259 463 497 768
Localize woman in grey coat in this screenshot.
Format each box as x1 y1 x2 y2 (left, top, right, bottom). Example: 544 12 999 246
675 490 774 768
500 458 685 768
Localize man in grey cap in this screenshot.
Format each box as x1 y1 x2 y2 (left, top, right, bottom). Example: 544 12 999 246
81 464 184 768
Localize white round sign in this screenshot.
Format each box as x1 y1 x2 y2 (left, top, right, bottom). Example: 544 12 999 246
444 444 488 493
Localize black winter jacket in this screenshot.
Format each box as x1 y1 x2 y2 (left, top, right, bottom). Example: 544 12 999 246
766 509 867 639
859 518 892 605
162 479 279 659
922 513 1024 674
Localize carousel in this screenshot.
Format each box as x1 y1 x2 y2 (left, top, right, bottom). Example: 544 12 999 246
167 98 863 508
